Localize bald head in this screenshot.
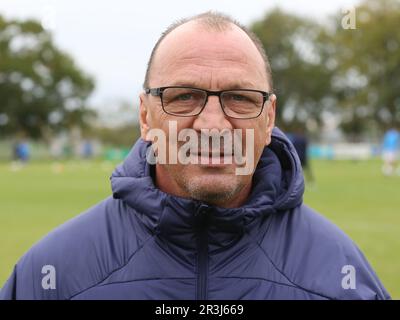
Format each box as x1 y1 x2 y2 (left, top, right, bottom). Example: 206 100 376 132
143 12 273 91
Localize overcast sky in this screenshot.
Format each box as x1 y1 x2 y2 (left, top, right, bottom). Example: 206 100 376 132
0 0 360 111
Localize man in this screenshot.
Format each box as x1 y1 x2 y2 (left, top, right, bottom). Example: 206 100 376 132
287 126 314 184
381 127 400 176
0 12 390 300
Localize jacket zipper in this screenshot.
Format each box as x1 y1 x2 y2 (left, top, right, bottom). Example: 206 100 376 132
196 206 209 300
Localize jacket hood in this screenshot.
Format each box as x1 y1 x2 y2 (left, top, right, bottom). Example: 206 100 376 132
110 127 304 250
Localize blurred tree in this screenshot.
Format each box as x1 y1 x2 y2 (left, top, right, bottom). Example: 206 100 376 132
331 0 400 137
0 15 94 139
83 101 141 147
84 123 140 148
251 9 335 132
252 1 400 139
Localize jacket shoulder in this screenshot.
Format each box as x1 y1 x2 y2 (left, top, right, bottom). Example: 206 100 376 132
260 204 390 300
0 197 142 299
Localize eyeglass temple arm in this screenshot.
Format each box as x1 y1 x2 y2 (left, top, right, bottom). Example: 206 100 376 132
145 88 162 96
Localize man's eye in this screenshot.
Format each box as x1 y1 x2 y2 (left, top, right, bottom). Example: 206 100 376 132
232 95 246 101
227 94 251 102
176 93 193 101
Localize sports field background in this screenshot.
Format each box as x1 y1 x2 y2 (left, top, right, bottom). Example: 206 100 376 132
0 159 399 299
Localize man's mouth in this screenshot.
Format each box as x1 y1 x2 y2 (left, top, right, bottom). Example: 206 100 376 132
189 150 234 165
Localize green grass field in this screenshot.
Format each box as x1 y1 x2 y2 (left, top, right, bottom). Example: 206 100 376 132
0 159 399 299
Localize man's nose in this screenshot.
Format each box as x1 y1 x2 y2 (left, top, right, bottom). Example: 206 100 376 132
192 96 233 131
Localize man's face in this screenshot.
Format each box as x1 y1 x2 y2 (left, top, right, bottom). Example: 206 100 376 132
140 21 276 207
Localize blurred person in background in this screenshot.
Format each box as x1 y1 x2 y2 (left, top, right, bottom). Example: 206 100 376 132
381 126 400 176
82 139 94 159
12 139 30 163
287 126 315 185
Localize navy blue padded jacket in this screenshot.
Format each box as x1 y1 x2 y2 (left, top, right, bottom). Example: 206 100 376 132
0 128 391 300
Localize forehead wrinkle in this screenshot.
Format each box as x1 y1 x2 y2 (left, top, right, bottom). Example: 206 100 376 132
176 55 251 68
166 79 260 90
155 65 261 90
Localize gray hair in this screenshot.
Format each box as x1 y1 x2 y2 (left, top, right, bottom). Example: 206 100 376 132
143 11 273 91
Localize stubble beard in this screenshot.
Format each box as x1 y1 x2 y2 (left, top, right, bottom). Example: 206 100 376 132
169 164 248 207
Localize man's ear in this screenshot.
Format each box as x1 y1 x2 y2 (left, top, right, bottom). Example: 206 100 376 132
139 93 151 141
265 94 276 146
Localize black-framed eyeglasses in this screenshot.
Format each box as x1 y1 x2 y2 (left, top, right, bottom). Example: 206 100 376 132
144 86 271 119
